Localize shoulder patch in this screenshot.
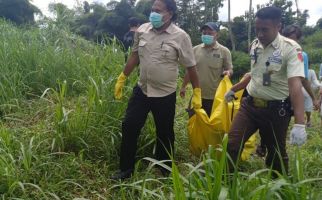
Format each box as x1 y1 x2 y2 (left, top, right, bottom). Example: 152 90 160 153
297 50 303 62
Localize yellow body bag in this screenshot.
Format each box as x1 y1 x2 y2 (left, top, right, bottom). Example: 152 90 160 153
187 76 257 160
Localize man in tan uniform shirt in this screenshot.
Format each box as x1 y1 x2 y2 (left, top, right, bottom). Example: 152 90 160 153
226 6 307 177
180 22 233 116
112 0 201 180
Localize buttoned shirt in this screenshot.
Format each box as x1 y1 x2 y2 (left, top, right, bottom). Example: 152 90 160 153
132 23 196 97
247 33 305 100
194 42 233 99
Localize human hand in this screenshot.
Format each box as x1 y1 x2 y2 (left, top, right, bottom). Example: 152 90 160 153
313 99 320 110
114 72 127 100
222 70 232 77
192 88 202 109
224 90 235 103
289 124 307 146
180 87 186 98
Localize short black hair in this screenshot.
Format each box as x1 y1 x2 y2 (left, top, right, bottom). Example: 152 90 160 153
255 6 282 24
282 24 302 39
155 0 177 21
128 17 141 27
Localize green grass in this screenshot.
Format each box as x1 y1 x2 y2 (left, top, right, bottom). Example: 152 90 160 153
0 19 322 199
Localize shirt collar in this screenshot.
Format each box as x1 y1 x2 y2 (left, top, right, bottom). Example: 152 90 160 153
270 33 281 49
148 22 176 34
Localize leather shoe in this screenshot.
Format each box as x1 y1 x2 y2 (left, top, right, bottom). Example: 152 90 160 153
110 169 133 180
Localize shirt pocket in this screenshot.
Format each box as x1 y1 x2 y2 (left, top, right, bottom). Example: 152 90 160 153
138 40 147 57
208 57 224 70
268 63 282 74
160 43 178 62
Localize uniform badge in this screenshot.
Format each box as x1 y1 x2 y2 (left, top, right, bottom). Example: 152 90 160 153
213 54 220 58
297 51 303 62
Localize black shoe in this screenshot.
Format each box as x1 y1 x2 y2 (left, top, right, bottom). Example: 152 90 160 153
110 169 133 180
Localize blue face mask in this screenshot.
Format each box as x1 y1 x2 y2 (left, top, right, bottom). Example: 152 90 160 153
149 12 164 28
201 35 214 45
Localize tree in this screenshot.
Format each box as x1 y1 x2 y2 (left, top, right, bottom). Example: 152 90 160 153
247 0 253 47
317 18 322 29
294 0 299 19
84 1 90 14
0 0 41 25
228 0 236 51
176 0 224 45
135 0 153 18
48 3 75 28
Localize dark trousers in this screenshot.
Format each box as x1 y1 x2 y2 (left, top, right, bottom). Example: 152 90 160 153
202 98 214 117
227 97 291 174
120 86 176 171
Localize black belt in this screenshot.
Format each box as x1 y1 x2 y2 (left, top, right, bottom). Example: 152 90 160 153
247 95 290 109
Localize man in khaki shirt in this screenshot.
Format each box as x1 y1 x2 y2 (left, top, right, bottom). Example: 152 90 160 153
180 22 233 116
226 6 307 177
112 0 201 180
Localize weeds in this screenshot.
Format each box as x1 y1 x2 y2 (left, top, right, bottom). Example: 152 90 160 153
0 19 321 199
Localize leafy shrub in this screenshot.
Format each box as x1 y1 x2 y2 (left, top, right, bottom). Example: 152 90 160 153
231 51 250 81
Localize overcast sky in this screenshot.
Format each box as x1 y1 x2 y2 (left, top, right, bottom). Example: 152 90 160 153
31 0 322 26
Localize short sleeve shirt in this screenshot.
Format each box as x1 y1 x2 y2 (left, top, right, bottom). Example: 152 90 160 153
132 23 196 97
193 42 233 99
247 33 305 100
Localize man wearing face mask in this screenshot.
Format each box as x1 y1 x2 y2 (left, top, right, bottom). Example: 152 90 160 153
112 0 201 180
180 22 233 116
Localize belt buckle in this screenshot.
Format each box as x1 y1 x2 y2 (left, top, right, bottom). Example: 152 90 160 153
253 98 267 108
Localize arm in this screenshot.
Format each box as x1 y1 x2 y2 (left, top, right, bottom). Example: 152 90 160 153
310 70 322 88
222 49 233 77
289 77 305 124
123 51 139 76
180 70 190 98
186 66 200 89
302 78 315 100
302 78 320 110
231 73 251 92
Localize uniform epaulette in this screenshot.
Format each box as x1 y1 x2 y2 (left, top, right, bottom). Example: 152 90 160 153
283 36 299 46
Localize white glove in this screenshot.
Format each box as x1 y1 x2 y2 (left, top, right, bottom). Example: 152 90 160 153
224 90 235 102
290 124 307 146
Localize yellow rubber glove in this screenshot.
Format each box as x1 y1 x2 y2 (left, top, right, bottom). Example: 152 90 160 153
192 88 202 109
114 72 127 100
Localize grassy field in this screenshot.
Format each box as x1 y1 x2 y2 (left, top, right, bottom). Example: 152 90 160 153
0 20 322 199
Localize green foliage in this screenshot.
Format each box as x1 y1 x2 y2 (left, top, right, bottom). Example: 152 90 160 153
177 0 225 45
70 0 145 43
231 51 250 80
0 0 40 25
317 18 322 29
48 3 76 29
303 31 322 65
135 0 153 18
1 16 322 199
